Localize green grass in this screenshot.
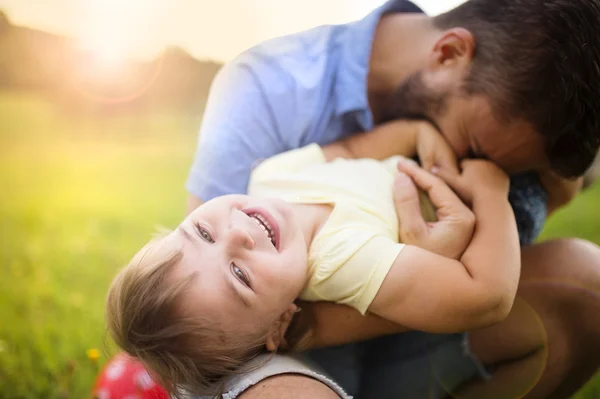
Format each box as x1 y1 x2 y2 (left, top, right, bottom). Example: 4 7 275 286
0 91 599 398
0 92 200 398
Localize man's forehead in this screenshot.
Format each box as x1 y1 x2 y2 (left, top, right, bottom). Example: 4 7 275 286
461 97 546 168
465 97 536 140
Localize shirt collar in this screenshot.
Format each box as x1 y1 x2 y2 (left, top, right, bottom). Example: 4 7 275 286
334 0 425 130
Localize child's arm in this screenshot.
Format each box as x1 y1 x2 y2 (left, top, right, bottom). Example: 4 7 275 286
368 160 521 333
321 120 459 174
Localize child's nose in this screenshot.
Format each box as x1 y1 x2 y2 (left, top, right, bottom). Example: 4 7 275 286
227 224 255 252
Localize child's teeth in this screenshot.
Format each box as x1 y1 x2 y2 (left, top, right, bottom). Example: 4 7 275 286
249 213 275 247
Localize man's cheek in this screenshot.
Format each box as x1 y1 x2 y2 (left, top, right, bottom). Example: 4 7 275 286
502 151 546 174
446 136 470 160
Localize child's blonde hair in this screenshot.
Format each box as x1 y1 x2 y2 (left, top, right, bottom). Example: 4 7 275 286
105 231 314 397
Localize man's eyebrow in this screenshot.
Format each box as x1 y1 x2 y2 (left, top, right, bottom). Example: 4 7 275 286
227 278 251 308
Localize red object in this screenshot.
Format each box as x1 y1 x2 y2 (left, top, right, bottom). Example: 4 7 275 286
91 353 169 399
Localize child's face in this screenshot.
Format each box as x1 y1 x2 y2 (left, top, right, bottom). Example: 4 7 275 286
171 194 309 336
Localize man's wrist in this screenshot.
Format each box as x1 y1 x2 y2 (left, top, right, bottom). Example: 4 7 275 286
343 120 420 161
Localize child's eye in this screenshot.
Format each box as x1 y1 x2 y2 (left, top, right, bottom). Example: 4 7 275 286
231 263 251 288
194 223 214 243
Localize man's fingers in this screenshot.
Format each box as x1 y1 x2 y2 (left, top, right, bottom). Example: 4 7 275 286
397 158 445 193
393 171 428 242
430 166 461 190
419 152 434 173
397 159 467 214
415 121 459 174
435 147 460 175
431 167 470 204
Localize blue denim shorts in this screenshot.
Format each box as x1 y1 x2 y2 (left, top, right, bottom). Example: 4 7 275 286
202 332 490 399
303 331 491 399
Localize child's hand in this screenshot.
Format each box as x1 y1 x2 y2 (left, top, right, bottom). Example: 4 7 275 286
393 159 475 259
414 121 460 175
433 159 510 205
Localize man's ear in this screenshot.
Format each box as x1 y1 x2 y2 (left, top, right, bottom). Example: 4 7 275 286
265 303 299 352
426 28 475 85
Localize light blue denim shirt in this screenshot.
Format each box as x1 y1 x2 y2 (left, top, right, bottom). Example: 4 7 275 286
186 0 423 200
186 0 547 244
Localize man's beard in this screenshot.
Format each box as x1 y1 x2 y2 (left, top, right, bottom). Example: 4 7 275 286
378 71 450 127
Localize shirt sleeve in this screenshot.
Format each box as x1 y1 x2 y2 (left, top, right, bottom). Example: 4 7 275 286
305 234 405 315
507 172 548 245
185 60 287 201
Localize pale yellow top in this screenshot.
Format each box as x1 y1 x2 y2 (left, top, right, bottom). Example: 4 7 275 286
248 144 435 315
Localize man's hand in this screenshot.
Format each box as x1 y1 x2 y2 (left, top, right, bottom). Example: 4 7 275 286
414 121 459 174
393 159 475 259
435 159 510 206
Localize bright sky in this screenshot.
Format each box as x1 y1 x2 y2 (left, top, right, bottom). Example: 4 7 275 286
1 0 466 63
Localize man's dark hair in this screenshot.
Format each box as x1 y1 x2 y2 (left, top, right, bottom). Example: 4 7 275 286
434 0 600 177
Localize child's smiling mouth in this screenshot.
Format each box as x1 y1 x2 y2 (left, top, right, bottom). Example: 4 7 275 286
249 213 275 245
243 205 282 251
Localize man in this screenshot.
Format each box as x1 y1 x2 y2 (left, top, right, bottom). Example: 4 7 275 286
186 0 600 398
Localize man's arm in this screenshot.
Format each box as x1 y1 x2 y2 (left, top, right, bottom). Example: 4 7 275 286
307 302 407 348
541 149 600 215
239 375 342 399
539 170 583 216
321 120 417 161
322 119 458 173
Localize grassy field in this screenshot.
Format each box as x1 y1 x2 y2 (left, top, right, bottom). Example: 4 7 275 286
0 91 599 398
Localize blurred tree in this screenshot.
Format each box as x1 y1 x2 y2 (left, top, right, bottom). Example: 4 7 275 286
0 11 222 116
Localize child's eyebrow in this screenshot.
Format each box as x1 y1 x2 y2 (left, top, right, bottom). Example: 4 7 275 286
178 226 194 242
178 225 250 307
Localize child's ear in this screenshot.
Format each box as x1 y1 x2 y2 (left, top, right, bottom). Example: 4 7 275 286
265 303 299 352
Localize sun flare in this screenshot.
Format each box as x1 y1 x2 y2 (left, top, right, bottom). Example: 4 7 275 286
75 0 166 72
